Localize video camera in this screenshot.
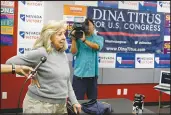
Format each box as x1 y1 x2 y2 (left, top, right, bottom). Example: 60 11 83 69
70 19 89 39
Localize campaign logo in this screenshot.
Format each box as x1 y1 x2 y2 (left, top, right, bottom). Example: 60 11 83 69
98 53 116 68
155 57 159 64
98 56 101 63
20 1 26 5
98 56 115 63
20 14 25 21
137 57 141 63
20 14 42 23
19 47 32 54
159 1 170 8
159 1 163 7
19 31 40 39
155 57 170 64
137 57 153 64
19 31 25 39
99 54 115 63
19 48 24 54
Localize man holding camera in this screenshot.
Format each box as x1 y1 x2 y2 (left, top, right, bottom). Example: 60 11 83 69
70 18 104 100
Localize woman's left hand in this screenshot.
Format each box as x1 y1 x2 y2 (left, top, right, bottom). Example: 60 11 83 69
73 103 82 114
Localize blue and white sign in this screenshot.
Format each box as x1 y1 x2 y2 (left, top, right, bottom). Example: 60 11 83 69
98 53 116 68
155 54 170 68
116 53 135 68
139 1 157 12
87 6 165 53
135 54 154 68
157 1 170 13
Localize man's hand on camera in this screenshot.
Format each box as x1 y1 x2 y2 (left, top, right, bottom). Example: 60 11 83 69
80 31 86 42
71 30 76 40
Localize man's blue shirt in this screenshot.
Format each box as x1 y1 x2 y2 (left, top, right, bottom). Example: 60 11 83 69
73 34 104 77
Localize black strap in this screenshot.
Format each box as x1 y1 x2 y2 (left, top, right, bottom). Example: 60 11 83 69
12 64 15 74
82 99 97 106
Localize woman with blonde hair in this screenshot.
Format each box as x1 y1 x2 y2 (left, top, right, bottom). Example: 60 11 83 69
6 20 81 114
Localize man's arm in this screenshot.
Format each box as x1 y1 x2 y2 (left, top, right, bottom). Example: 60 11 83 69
81 33 104 51
84 40 99 50
70 38 78 55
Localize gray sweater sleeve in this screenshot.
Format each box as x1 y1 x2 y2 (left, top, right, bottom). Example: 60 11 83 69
6 47 48 68
68 77 79 105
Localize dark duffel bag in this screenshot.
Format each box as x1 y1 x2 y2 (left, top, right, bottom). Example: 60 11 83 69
81 99 113 115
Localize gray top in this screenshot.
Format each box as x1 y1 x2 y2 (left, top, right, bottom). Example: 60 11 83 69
6 47 78 105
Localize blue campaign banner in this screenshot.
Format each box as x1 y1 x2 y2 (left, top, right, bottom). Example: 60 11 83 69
87 6 164 53
98 1 118 9
116 53 135 68
1 34 13 46
155 54 170 68
139 1 157 12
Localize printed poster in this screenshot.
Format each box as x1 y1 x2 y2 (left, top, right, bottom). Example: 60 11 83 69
139 1 157 12
155 54 170 68
1 1 14 46
116 53 135 68
157 1 170 13
17 1 44 55
98 53 116 68
17 1 44 77
135 54 154 68
63 5 87 53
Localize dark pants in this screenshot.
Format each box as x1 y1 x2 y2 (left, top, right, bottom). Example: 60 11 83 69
72 75 98 100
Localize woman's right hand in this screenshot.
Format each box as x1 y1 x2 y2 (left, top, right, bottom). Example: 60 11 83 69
15 65 33 76
15 65 40 88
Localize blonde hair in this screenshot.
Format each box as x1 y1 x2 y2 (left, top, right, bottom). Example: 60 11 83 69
33 20 68 53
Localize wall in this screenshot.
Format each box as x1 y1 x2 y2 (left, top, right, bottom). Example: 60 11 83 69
0 1 170 109
44 1 74 24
